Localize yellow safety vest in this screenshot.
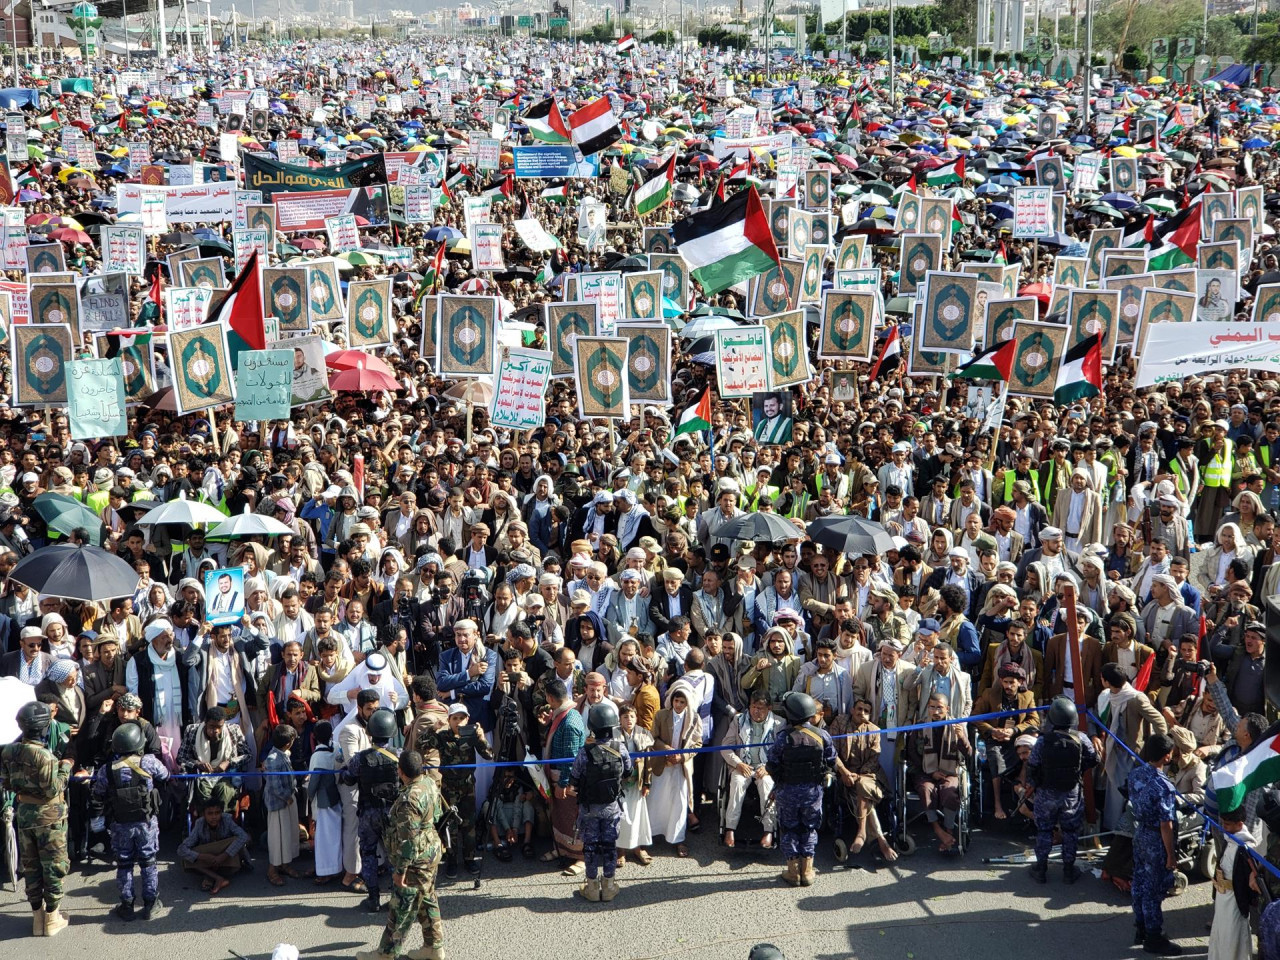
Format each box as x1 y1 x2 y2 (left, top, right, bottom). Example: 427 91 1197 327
1203 439 1233 488
1169 459 1191 497
1003 469 1040 504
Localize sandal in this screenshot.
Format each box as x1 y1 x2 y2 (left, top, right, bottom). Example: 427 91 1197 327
201 878 215 892
723 829 735 849
561 860 585 877
634 849 652 865
539 850 559 863
314 874 337 886
267 871 286 887
522 842 535 860
676 844 689 858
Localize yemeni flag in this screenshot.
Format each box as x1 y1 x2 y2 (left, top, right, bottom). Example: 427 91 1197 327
616 33 636 53
926 155 965 186
1148 202 1202 270
1210 723 1280 812
539 181 569 203
523 97 571 144
568 97 622 157
948 339 1016 381
633 153 675 216
1053 333 1102 405
671 185 779 295
205 250 265 370
869 325 902 380
674 387 712 438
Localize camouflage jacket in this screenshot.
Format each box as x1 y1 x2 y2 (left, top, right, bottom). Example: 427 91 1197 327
437 723 493 787
385 774 443 882
0 739 70 821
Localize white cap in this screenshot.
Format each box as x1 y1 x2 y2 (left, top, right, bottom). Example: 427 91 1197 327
448 703 469 716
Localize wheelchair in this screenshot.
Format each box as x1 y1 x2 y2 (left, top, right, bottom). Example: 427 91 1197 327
892 734 976 857
717 761 770 849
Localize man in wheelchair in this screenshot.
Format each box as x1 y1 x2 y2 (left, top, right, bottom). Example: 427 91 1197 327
720 690 783 850
830 697 896 861
905 693 972 855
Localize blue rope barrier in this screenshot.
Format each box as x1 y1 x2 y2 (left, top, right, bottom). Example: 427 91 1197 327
1086 708 1280 884
167 705 1049 779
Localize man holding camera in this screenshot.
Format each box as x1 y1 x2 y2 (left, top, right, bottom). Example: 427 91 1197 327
436 702 494 878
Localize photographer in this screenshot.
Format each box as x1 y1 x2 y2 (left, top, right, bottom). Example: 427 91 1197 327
1209 621 1267 718
1161 634 1211 715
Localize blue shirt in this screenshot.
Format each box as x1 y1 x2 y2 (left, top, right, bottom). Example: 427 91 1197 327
1127 762 1177 829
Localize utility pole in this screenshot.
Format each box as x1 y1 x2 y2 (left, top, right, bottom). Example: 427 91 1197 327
888 0 895 106
1081 0 1093 130
123 0 131 64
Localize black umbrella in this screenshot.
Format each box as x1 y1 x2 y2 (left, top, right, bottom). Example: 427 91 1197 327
9 544 140 601
806 515 896 557
161 231 199 247
714 512 803 544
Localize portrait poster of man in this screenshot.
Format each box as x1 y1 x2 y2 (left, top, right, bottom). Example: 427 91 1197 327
751 390 794 445
831 370 857 402
1007 321 1068 400
279 333 332 406
546 300 597 377
898 233 942 295
1196 269 1236 323
204 567 246 625
918 271 979 354
819 291 876 361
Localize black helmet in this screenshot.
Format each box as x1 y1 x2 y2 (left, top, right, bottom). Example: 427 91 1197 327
111 722 145 756
367 708 397 742
782 691 818 725
588 701 620 738
16 701 52 739
748 946 786 960
1047 696 1078 729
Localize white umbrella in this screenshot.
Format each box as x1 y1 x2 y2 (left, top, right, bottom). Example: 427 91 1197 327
207 507 295 539
680 314 739 338
0 676 36 745
134 492 227 527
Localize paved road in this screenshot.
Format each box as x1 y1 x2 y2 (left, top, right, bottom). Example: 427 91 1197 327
1 823 1212 960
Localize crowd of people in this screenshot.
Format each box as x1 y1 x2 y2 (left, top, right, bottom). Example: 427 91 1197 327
2 28 1280 960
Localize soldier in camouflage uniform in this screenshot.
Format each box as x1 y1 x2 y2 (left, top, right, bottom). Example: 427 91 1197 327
357 750 446 960
436 702 493 878
0 702 73 937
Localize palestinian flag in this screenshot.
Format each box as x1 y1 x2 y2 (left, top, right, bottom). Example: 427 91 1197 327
205 250 265 370
1210 723 1280 812
616 33 636 53
14 164 37 187
870 325 901 380
1148 202 1201 270
670 185 779 296
674 386 712 438
948 339 1016 381
540 181 569 202
523 97 571 144
36 110 58 132
1053 333 1102 405
1121 214 1155 249
927 155 966 186
568 97 622 157
633 153 675 216
482 174 514 201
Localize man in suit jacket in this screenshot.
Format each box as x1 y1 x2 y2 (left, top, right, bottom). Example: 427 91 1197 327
1051 469 1104 554
436 619 498 729
852 641 917 784
904 643 972 722
1015 527 1081 587
370 576 431 670
0 627 53 683
602 569 656 645
649 567 695 635
455 522 499 572
1043 615 1104 706
1006 480 1049 550
947 479 992 532
988 507 1027 565
724 559 763 650
1101 611 1158 692
82 632 128 712
923 550 985 622
566 493 618 548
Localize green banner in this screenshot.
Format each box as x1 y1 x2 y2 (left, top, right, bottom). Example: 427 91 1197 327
67 357 126 440
234 349 293 422
243 153 388 198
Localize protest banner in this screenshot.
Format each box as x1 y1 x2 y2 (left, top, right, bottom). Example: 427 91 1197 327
1135 321 1280 387
326 214 360 253
234 348 293 422
715 325 772 397
166 286 215 331
471 223 506 272
490 346 553 429
102 225 147 275
67 357 127 441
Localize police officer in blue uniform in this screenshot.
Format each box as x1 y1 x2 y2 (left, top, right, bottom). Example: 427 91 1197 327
766 691 835 887
568 701 633 903
1026 696 1098 884
1128 732 1182 956
342 708 401 913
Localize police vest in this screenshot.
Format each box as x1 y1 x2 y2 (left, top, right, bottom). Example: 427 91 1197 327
109 757 156 823
786 491 810 519
774 725 826 785
577 741 625 805
1204 439 1233 488
1037 730 1083 791
358 746 400 807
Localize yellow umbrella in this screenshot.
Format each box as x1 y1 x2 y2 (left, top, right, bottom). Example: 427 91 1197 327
374 70 387 79
147 100 167 109
56 169 90 184
409 143 429 152
1220 136 1240 149
1004 114 1029 126
1113 145 1139 158
836 78 852 88
1041 79 1059 89
1148 76 1168 85
110 145 129 158
947 136 973 150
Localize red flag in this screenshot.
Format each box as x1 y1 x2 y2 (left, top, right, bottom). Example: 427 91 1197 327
0 162 14 207
1133 649 1156 693
869 325 901 380
118 110 130 132
714 174 726 202
204 251 265 355
148 271 163 315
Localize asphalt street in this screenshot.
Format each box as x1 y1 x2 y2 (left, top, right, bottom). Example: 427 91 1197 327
0 821 1214 960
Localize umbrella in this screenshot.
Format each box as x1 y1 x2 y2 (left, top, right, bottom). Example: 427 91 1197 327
134 495 228 527
207 507 295 540
161 231 200 246
324 350 397 379
424 225 462 242
9 544 140 601
806 515 897 556
713 512 804 544
31 492 106 545
330 364 400 392
442 380 495 406
49 227 92 245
